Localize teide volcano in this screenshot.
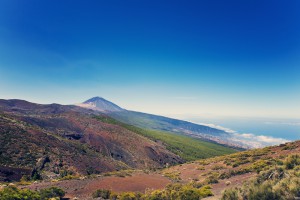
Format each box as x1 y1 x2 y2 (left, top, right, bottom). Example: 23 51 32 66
78 97 252 149
77 97 124 112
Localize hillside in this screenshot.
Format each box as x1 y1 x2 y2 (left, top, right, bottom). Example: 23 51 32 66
78 97 256 149
2 98 297 200
0 99 235 182
0 99 182 181
94 115 237 161
161 140 300 199
15 139 299 199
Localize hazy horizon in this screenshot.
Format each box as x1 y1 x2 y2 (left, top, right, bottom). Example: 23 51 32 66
2 95 300 120
1 95 299 146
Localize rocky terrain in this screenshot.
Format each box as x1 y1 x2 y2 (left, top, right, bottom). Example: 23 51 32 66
16 140 300 199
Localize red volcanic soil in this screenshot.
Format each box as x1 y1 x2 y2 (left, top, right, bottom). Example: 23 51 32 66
162 141 300 199
23 172 170 200
162 162 257 199
19 141 300 200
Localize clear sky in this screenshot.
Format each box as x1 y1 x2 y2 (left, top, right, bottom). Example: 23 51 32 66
0 0 300 118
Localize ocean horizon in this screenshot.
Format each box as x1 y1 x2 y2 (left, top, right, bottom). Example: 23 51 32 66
182 116 300 141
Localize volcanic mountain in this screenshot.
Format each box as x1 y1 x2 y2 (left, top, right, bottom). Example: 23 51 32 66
77 97 124 112
78 97 252 149
0 98 236 182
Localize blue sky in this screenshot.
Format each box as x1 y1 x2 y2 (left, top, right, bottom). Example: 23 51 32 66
0 0 300 118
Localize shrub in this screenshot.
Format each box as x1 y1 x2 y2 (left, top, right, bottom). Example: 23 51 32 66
204 173 219 184
59 174 79 180
59 169 74 178
188 181 203 189
273 177 300 198
221 166 300 200
212 165 225 170
110 192 118 200
246 181 281 200
282 144 297 150
206 176 218 184
198 185 213 197
178 187 204 200
118 192 142 200
19 175 32 185
20 175 31 182
32 170 42 181
221 188 239 200
0 186 65 200
39 187 65 199
144 183 213 200
257 167 285 183
92 189 111 199
196 166 205 170
285 154 300 169
251 160 269 173
0 186 40 200
163 171 181 181
234 167 252 175
218 171 232 179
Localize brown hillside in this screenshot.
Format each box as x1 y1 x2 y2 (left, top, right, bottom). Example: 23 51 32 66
0 99 182 181
19 140 299 200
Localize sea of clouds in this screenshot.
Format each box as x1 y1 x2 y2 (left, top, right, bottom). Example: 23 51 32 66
198 123 290 148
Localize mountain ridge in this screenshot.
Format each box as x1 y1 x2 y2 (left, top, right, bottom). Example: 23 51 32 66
0 99 184 181
0 98 237 182
78 97 253 149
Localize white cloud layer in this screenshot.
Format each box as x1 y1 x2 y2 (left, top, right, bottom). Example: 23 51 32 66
199 123 289 148
198 123 237 134
233 133 289 147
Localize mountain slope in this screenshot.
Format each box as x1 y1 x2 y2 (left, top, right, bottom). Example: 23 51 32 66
19 139 300 199
0 99 183 181
161 140 300 199
78 97 249 149
0 99 237 182
0 112 126 181
94 115 237 161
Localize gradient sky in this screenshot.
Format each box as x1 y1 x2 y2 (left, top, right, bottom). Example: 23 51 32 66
0 0 300 118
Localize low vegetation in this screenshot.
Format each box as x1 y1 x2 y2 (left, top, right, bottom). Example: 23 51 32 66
0 186 65 200
103 169 136 177
0 113 128 181
162 171 181 182
92 183 213 200
92 189 111 199
221 154 300 200
2 140 299 199
94 115 237 161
